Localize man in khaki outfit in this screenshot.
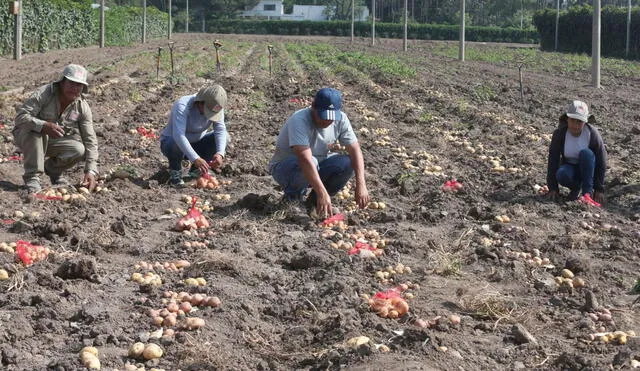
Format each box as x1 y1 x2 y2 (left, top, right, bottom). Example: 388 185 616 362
13 64 99 194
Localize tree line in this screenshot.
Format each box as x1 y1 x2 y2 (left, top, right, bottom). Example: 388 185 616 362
96 0 639 28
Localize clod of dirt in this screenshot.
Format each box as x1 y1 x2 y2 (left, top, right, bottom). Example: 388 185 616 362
564 256 590 274
582 290 601 312
511 323 538 345
237 193 278 214
35 221 72 239
9 220 32 233
55 258 99 282
287 250 332 270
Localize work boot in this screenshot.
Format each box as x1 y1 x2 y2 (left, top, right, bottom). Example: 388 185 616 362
45 166 69 186
567 187 580 201
24 177 42 193
169 169 185 187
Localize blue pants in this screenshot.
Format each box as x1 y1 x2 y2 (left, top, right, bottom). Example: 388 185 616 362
556 148 596 198
271 154 354 200
160 134 217 171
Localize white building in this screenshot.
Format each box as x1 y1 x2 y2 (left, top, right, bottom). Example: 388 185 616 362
242 0 369 21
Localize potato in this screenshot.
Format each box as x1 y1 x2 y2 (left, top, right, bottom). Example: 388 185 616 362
142 343 163 360
0 269 9 280
128 342 145 358
183 317 205 330
80 347 99 356
561 269 574 279
80 352 101 369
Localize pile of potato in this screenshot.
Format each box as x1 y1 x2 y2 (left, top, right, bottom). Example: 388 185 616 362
130 272 162 286
133 260 190 272
128 342 163 360
554 269 586 289
374 263 413 284
367 294 409 319
15 240 51 266
194 176 220 189
586 330 635 344
184 277 207 286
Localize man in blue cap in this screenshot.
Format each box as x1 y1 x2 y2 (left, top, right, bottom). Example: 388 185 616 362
270 87 370 218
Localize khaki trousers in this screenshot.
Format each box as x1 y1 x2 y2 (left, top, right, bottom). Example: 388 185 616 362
13 126 85 182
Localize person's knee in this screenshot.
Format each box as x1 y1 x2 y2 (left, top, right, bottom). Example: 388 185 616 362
578 148 595 161
68 142 86 161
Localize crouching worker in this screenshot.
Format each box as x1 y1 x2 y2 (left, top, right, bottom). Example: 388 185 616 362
269 87 370 218
13 64 99 195
160 83 228 187
545 100 607 206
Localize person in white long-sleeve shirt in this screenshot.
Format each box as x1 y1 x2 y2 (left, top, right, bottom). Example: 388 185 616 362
160 84 228 186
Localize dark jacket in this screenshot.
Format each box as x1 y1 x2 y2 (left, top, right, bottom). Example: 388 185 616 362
546 116 607 192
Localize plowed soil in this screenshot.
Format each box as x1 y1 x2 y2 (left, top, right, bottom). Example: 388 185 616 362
1 34 639 371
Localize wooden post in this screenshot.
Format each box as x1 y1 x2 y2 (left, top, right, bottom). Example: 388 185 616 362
100 0 105 48
403 0 408 51
350 0 355 43
143 0 147 44
554 0 559 51
371 0 376 46
626 0 631 58
518 64 525 105
592 0 601 88
168 0 172 39
459 0 465 61
13 0 22 60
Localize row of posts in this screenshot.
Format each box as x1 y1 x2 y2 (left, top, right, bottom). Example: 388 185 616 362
9 0 632 89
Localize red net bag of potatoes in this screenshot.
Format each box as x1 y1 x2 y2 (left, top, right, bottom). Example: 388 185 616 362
16 240 51 266
369 287 409 318
175 197 210 231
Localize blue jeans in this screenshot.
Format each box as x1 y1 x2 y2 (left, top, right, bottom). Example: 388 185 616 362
556 148 596 197
160 134 217 171
271 154 354 200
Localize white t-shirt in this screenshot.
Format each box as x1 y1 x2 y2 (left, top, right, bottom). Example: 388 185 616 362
269 107 357 170
564 129 591 164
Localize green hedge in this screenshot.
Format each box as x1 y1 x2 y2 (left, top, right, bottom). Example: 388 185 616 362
0 0 168 56
209 20 539 44
0 0 95 55
98 6 168 47
533 5 640 59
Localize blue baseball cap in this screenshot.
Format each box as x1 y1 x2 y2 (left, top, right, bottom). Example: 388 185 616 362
313 88 342 121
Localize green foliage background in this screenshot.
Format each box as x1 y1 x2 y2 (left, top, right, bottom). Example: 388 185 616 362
0 0 168 56
207 20 540 44
533 5 640 59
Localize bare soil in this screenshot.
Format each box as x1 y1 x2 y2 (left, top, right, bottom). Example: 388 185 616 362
1 34 640 371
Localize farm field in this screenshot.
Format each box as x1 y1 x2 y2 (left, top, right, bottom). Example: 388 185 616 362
0 33 640 370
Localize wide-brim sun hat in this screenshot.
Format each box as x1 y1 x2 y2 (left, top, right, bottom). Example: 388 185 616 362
56 64 89 93
195 84 227 122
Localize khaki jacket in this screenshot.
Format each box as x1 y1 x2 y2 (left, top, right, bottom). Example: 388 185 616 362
14 83 99 173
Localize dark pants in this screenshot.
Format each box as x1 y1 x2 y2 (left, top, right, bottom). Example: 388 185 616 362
160 134 217 171
556 148 596 198
271 154 354 201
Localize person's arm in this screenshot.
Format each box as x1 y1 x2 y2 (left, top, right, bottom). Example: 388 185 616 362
210 113 228 169
345 141 370 209
546 129 563 192
292 145 332 216
170 101 199 162
77 101 98 174
591 126 607 193
15 85 64 137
